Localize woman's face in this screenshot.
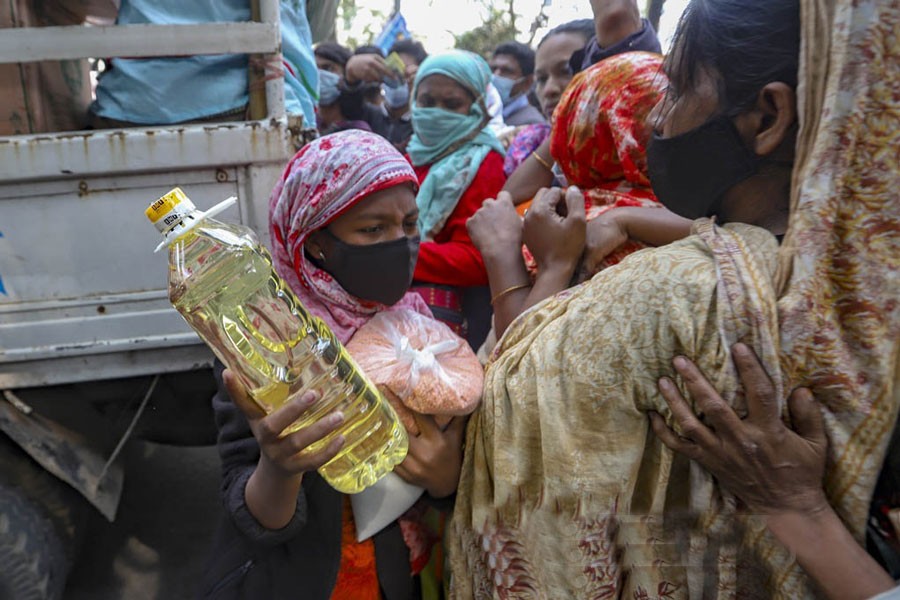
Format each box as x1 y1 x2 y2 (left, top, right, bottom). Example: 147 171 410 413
319 183 418 248
648 66 720 139
648 55 797 232
415 74 474 115
534 33 587 119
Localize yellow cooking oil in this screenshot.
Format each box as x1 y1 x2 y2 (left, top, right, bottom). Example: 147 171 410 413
147 188 408 494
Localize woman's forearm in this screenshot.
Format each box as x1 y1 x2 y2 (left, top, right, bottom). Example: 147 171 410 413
502 139 555 205
244 455 304 531
766 507 895 600
482 245 532 338
618 206 692 247
518 262 575 317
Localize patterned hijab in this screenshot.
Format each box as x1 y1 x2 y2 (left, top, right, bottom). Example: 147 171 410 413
269 130 431 344
523 52 669 275
549 51 666 209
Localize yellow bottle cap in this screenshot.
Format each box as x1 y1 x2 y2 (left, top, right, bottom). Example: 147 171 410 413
146 187 199 237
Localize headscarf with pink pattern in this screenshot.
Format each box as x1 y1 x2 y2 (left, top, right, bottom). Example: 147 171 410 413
268 130 431 344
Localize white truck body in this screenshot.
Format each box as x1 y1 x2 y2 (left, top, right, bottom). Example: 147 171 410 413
0 121 293 388
0 0 295 389
0 5 306 596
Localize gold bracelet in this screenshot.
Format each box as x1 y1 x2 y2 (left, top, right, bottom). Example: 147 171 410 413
490 283 531 306
531 151 554 171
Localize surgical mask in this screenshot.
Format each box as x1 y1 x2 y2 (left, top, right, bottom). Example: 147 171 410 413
383 80 410 110
318 69 341 106
491 74 523 106
317 230 419 306
646 114 760 220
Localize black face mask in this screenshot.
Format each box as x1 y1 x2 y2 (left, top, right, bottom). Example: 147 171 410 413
315 230 420 306
646 114 760 220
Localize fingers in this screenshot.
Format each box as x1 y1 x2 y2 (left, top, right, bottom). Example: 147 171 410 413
672 355 744 435
657 376 718 448
271 411 345 462
445 415 468 437
496 190 515 206
410 412 440 438
223 370 266 420
731 343 779 427
649 411 702 460
258 391 322 439
787 387 827 448
564 186 586 223
531 187 561 216
284 433 345 473
393 460 424 487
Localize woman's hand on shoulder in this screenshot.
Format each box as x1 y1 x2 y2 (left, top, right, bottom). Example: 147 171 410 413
523 186 587 273
224 370 345 480
394 414 467 498
649 344 828 516
582 208 629 277
466 192 524 260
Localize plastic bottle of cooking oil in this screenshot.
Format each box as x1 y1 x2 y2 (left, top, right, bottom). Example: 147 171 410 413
145 188 408 494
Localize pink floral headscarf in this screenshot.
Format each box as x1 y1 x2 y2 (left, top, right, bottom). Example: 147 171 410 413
269 130 431 343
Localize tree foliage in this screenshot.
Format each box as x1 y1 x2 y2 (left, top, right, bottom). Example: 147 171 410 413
337 0 388 48
453 1 518 59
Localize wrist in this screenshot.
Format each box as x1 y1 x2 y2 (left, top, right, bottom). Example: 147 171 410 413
480 239 526 267
765 495 834 544
538 256 580 276
255 453 304 488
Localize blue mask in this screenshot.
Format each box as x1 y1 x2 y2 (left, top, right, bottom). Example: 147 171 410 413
491 74 522 106
318 69 341 106
383 80 410 110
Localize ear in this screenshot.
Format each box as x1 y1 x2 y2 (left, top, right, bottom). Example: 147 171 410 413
304 230 329 261
524 73 535 89
751 82 797 157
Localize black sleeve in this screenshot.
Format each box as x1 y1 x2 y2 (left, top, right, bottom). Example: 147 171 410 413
571 19 663 73
212 361 311 548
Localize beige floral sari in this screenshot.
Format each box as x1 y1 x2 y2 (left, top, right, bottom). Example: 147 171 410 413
449 0 900 597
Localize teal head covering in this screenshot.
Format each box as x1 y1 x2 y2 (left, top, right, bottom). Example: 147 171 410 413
408 50 505 240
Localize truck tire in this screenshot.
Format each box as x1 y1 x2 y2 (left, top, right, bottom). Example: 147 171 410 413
0 484 68 600
0 436 87 567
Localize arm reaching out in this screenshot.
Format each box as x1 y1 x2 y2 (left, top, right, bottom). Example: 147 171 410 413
590 0 643 48
224 370 345 530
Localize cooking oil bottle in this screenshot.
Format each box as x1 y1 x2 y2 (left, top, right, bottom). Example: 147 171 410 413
145 188 408 494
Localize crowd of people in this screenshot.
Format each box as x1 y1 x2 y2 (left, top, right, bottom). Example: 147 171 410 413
71 0 898 598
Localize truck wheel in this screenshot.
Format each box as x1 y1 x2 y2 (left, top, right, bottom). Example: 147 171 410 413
0 484 68 600
0 436 88 569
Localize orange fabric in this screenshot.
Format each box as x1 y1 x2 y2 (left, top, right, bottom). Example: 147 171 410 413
515 200 532 217
330 497 381 600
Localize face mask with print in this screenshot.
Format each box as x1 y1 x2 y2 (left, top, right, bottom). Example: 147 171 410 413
318 69 341 106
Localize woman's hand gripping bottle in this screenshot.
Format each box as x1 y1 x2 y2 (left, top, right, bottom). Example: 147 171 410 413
145 188 408 493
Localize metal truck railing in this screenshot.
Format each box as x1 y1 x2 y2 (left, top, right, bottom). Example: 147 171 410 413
0 0 299 388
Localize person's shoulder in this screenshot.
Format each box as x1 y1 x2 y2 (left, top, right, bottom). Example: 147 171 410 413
507 105 546 127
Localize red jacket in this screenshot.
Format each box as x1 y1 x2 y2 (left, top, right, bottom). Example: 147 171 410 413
412 151 506 287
